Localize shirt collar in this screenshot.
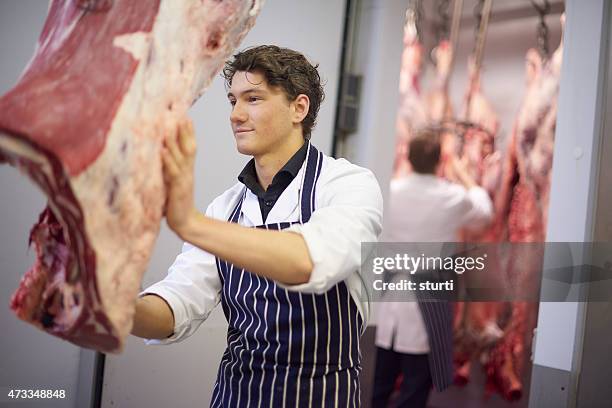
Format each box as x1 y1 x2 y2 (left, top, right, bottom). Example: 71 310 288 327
237 141 308 197
409 172 439 182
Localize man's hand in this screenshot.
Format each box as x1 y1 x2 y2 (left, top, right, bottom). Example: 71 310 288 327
162 119 199 238
449 156 477 189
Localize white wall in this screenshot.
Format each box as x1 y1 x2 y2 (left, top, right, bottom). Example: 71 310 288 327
102 1 346 407
0 2 82 408
341 0 407 207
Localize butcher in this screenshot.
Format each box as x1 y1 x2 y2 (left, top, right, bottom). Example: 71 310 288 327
131 45 383 407
372 128 492 408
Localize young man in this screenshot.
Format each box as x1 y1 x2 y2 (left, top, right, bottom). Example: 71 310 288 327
372 128 493 407
131 45 383 407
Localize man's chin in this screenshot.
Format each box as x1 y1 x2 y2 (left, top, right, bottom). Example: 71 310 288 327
235 141 258 156
236 147 253 155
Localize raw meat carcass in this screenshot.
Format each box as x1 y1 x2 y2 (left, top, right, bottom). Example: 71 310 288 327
452 56 505 388
507 41 563 242
425 40 454 124
0 0 262 353
459 58 500 192
393 13 427 178
485 18 564 400
472 50 545 399
424 40 459 178
393 36 458 178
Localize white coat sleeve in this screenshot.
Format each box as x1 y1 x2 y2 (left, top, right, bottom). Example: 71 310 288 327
139 204 222 345
460 186 494 229
280 160 383 294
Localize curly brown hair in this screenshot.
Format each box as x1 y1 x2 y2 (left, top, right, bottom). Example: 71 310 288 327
222 45 325 140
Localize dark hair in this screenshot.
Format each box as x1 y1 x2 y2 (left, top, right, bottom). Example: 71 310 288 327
408 128 442 174
222 45 325 139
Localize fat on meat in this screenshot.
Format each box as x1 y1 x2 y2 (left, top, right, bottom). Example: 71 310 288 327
0 0 262 353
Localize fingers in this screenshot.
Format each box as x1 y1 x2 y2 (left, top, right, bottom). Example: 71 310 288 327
162 118 196 182
162 146 180 178
164 119 196 160
178 119 196 156
165 126 183 165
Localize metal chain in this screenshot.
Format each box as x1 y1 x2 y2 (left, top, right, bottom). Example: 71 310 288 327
537 19 549 58
436 0 451 43
415 0 425 43
473 0 485 54
530 0 551 59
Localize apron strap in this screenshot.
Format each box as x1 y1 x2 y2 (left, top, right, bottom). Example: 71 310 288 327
299 142 323 223
227 187 247 223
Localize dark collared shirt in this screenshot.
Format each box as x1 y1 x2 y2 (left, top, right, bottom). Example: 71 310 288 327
238 142 308 223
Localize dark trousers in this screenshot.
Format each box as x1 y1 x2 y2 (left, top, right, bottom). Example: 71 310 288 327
371 346 432 408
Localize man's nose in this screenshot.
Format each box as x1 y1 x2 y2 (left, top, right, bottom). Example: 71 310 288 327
230 102 247 124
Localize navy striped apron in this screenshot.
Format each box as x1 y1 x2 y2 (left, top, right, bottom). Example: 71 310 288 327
210 144 364 408
417 300 454 391
413 270 454 391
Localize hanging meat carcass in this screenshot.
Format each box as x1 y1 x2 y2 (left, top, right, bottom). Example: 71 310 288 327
449 0 515 390
460 58 501 205
393 11 427 178
425 40 459 178
475 49 544 400
1 0 262 353
485 17 564 400
426 40 455 123
452 54 507 388
393 37 458 178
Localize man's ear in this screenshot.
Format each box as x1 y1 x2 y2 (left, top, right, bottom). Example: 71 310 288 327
291 94 310 125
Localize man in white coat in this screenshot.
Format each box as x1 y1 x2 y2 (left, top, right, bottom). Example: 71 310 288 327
372 128 493 407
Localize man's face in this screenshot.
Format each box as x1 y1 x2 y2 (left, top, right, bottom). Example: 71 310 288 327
227 70 296 156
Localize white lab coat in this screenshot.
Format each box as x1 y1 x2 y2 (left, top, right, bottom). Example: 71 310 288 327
375 173 493 353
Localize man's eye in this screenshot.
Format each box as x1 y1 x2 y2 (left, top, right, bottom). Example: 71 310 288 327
248 96 260 102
